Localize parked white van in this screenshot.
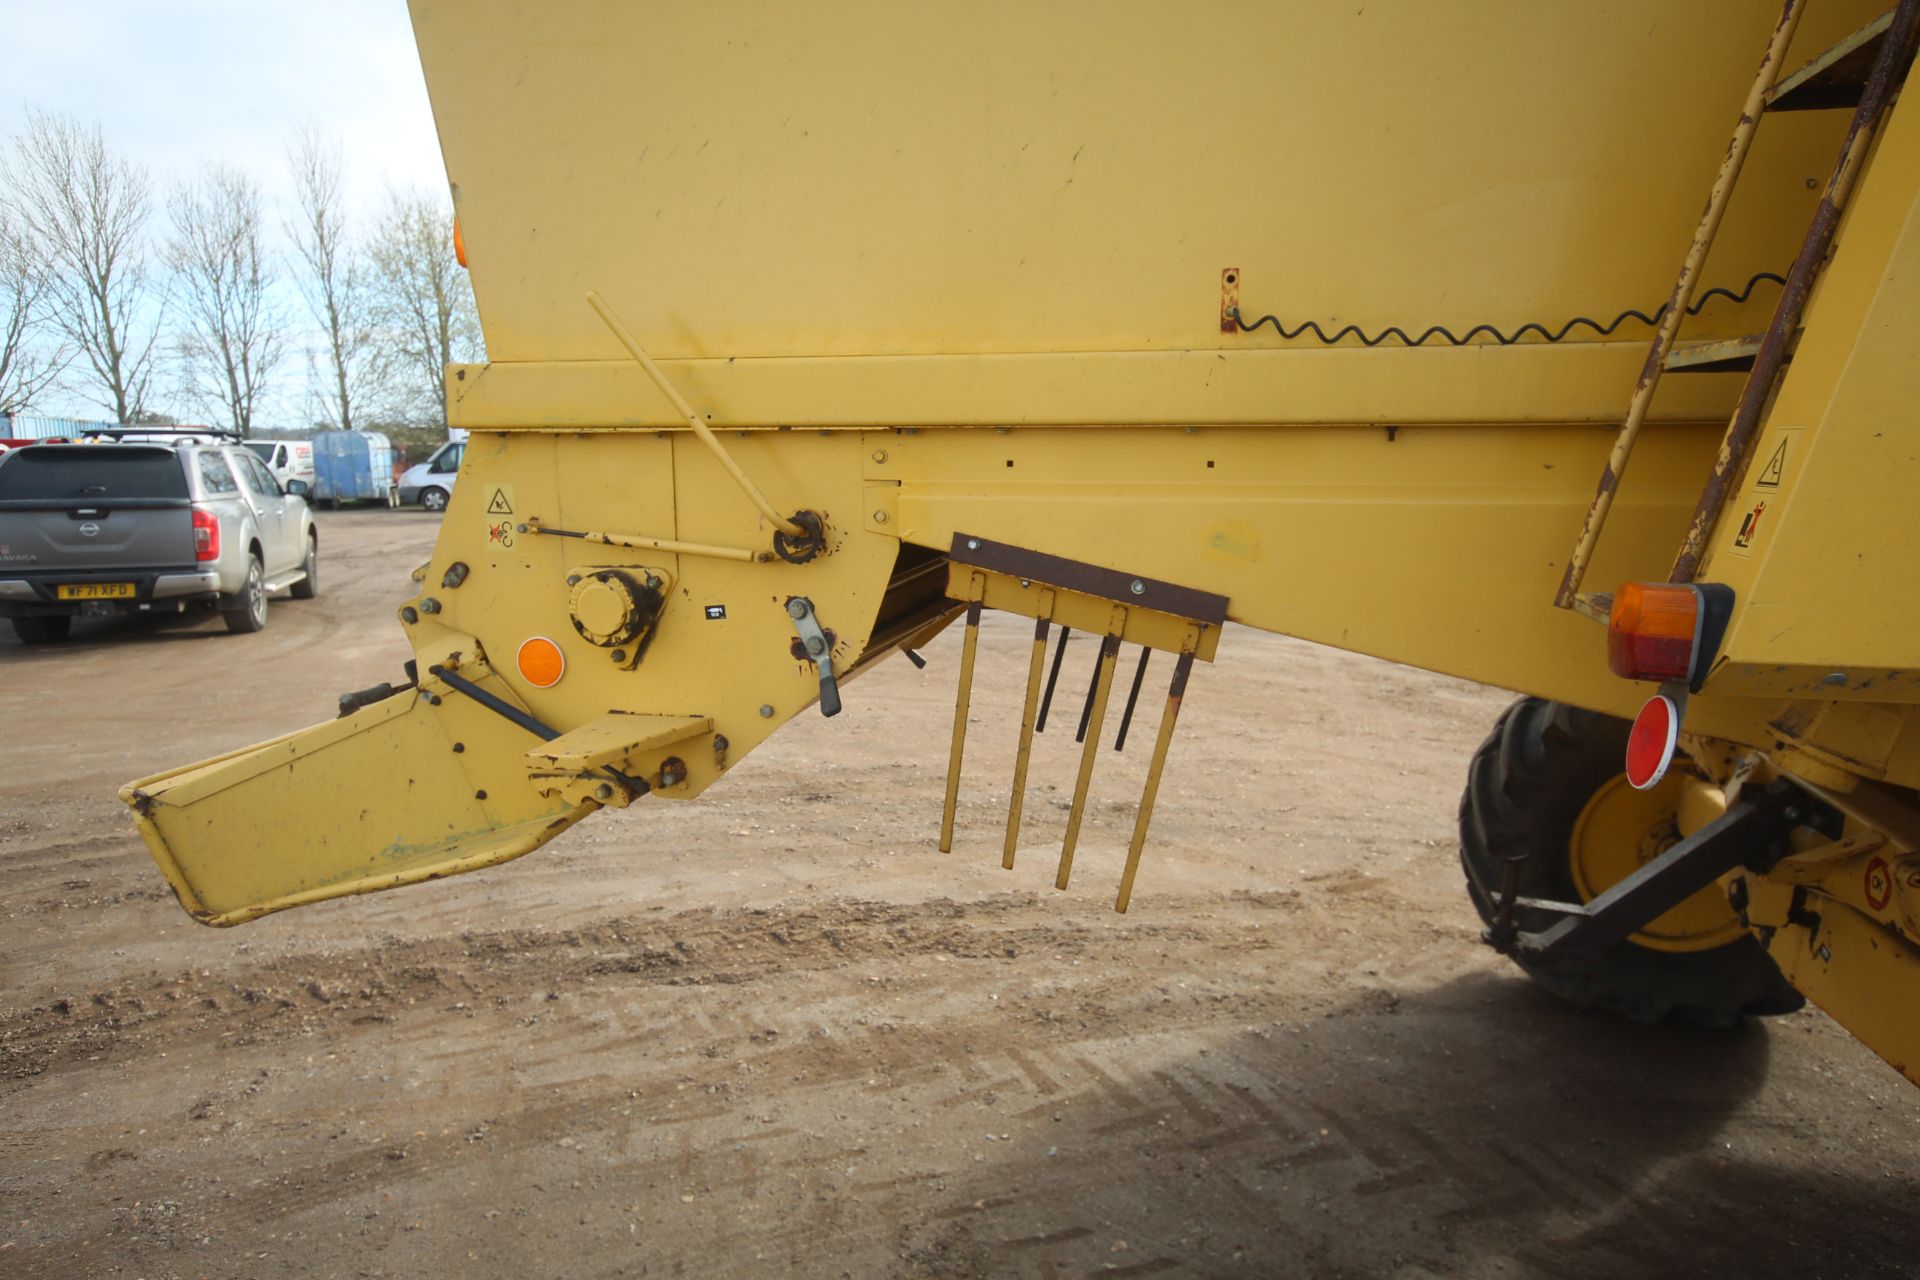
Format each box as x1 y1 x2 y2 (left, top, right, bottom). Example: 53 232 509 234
397 440 464 513
244 440 317 490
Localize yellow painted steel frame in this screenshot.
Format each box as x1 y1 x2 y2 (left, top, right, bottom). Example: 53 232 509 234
117 0 1920 1085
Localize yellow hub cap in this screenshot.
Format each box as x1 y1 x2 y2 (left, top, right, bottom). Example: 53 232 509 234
1568 773 1745 953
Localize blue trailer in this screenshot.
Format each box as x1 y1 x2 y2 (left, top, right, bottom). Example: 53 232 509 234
310 431 399 509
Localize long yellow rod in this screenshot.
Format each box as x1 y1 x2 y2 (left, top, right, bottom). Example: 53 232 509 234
1114 630 1199 914
1554 0 1807 610
1056 615 1124 890
586 290 805 538
1003 593 1055 869
939 576 987 853
522 519 760 564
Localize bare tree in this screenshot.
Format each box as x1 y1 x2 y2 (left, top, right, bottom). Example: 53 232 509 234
166 165 283 435
0 203 69 414
3 110 164 423
366 186 481 425
286 127 372 432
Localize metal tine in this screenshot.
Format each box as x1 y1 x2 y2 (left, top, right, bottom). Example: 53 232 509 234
938 573 987 854
1035 625 1072 734
1115 629 1199 913
1074 637 1104 743
1057 611 1125 890
1113 646 1152 752
1003 591 1055 869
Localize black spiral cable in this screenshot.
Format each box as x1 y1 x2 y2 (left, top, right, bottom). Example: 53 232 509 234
1229 269 1785 348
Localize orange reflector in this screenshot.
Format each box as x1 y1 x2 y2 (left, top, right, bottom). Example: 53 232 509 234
517 636 565 688
453 215 468 268
1625 694 1680 790
1607 582 1700 683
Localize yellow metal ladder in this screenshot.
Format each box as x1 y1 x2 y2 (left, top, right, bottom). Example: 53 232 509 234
1556 0 1920 617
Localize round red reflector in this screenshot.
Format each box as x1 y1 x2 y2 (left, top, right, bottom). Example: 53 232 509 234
1625 694 1679 791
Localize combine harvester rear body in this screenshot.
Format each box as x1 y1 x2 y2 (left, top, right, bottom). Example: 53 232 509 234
126 1 1920 1084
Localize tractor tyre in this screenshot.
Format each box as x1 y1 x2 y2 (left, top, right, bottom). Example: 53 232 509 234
1459 696 1802 1027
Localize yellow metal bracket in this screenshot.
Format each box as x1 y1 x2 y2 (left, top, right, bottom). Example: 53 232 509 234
525 711 715 808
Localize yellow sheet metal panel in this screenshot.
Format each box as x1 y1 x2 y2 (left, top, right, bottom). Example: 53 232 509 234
411 0 1874 364
882 421 1721 723
1701 88 1920 693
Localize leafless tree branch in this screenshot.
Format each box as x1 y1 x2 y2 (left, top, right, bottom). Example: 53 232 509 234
0 202 71 415
285 126 374 432
167 164 284 435
365 186 481 426
2 110 165 424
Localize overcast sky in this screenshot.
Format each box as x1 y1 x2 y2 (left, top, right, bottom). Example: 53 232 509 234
2 0 452 424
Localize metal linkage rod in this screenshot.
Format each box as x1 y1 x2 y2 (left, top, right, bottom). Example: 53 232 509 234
586 290 805 539
522 518 760 564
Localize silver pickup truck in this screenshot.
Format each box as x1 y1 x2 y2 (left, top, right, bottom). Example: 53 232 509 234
0 436 318 644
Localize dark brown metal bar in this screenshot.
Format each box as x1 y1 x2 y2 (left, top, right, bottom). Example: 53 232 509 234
950 534 1230 625
1114 646 1152 752
1671 0 1920 583
1075 641 1104 743
1036 626 1071 734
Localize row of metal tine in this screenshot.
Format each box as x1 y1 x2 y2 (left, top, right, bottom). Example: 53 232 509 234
937 572 1198 912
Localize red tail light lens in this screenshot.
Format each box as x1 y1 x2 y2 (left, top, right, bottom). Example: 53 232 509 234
1608 583 1702 682
192 506 220 562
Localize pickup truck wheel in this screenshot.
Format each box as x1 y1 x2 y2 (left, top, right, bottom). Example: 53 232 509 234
223 556 269 634
1459 697 1802 1028
290 534 319 600
11 615 72 644
420 486 449 513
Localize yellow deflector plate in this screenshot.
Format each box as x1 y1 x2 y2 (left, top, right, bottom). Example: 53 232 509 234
121 690 588 926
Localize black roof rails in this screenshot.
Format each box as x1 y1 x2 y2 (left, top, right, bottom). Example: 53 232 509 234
77 426 245 444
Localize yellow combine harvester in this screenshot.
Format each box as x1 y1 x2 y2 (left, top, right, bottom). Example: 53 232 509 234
124 1 1920 1086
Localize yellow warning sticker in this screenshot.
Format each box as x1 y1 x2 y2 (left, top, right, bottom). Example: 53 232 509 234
482 483 519 552
1755 436 1788 488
